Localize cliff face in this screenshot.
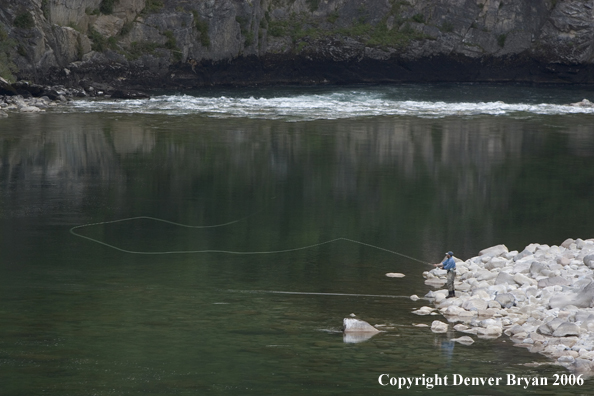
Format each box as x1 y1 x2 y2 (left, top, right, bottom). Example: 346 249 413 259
1 0 594 88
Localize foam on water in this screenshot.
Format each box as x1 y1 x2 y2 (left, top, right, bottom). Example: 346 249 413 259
68 88 594 120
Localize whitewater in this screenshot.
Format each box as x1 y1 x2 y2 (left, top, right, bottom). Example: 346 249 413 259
67 84 594 120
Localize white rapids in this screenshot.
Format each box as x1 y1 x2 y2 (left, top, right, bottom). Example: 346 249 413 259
68 88 594 120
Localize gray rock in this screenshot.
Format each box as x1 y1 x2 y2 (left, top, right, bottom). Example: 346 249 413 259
575 311 594 324
485 257 507 270
514 273 533 286
538 318 565 335
574 358 593 374
451 336 475 345
583 254 594 269
557 256 571 266
476 270 497 281
462 298 489 311
570 99 594 107
552 322 580 337
514 248 533 262
19 106 41 113
538 276 570 288
431 320 448 333
479 244 509 257
561 238 575 248
551 280 594 309
495 271 516 285
0 77 17 96
530 261 548 277
495 293 516 308
343 318 379 333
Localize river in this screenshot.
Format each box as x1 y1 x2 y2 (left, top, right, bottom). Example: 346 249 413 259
1 83 593 395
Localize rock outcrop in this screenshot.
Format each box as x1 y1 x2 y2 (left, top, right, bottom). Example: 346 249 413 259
2 0 594 88
343 318 380 333
424 238 594 375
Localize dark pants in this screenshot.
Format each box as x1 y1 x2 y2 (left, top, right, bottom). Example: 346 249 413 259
446 269 456 292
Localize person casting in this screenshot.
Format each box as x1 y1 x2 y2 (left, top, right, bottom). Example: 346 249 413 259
434 251 456 298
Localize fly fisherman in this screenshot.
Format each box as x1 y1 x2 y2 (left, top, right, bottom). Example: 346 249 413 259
434 251 456 298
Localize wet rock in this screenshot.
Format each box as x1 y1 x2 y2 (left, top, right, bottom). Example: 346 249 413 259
443 305 466 316
19 106 41 113
570 99 594 107
451 336 475 345
343 318 380 333
477 325 503 338
0 77 17 96
111 89 151 99
413 306 435 315
431 320 448 333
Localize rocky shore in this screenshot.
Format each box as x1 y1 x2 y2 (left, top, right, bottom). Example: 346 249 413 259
417 238 594 375
0 77 150 117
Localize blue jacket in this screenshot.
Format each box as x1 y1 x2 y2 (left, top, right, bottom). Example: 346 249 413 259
442 256 456 271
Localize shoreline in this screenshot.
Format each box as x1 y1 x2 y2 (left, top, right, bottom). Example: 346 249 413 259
419 238 594 376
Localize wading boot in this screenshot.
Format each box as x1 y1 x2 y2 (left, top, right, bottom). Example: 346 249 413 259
446 291 455 299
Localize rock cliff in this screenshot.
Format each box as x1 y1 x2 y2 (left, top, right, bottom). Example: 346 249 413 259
1 0 594 90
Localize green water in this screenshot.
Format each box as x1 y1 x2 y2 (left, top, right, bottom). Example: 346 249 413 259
1 107 594 395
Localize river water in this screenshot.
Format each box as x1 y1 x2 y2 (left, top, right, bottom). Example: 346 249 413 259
1 84 594 395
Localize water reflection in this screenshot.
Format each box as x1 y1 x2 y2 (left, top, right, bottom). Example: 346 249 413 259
1 111 593 395
343 331 379 344
1 113 593 259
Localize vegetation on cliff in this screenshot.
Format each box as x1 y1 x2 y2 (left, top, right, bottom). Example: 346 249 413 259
0 26 17 82
0 0 592 87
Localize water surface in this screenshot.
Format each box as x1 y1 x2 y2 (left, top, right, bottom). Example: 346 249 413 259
1 84 594 395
